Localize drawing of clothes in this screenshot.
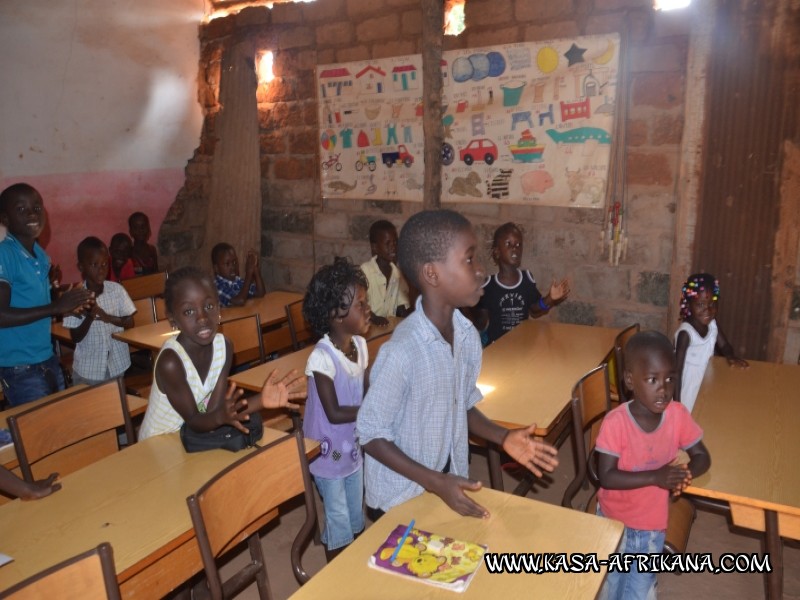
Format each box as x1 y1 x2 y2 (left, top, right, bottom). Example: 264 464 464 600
403 125 413 143
341 128 353 148
386 124 398 145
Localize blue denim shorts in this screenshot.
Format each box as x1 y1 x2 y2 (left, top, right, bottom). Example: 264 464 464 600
0 355 65 407
313 468 365 551
597 507 665 600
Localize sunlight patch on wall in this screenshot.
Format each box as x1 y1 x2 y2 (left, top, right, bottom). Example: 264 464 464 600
206 0 315 22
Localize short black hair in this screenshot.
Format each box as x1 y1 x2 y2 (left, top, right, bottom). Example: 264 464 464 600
369 220 397 244
109 232 131 249
397 209 472 289
624 330 675 372
491 222 523 249
302 257 368 336
0 183 39 216
211 242 235 265
128 212 149 227
77 236 107 262
164 266 214 314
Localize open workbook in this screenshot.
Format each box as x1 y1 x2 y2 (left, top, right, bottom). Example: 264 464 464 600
368 523 487 592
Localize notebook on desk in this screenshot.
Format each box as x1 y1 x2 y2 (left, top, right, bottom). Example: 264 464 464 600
368 523 486 592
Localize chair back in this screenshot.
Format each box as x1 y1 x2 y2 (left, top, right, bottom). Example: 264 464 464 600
8 378 135 483
561 364 610 510
121 271 168 301
366 332 392 366
285 301 317 351
153 296 168 321
0 543 121 600
220 314 265 368
186 431 317 599
613 323 640 402
131 297 157 328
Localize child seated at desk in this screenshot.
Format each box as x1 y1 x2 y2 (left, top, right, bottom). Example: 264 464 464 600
596 331 710 600
128 211 159 276
138 267 302 440
211 242 266 308
357 210 559 520
470 222 569 346
107 232 136 282
360 220 411 327
63 236 136 386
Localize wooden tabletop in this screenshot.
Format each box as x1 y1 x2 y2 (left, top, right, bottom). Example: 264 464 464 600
110 290 304 352
228 317 402 393
0 428 319 597
0 387 148 470
476 320 619 435
687 357 800 539
289 486 623 599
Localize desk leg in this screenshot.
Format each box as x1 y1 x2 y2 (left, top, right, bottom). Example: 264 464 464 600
487 445 503 491
764 510 782 600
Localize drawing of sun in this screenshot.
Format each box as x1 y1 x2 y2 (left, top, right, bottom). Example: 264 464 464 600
536 47 559 73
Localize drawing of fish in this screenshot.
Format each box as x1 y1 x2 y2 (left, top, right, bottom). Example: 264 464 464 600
546 127 611 145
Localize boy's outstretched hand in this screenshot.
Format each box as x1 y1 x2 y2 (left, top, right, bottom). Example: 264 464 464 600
549 278 570 302
222 381 250 433
23 473 62 500
259 368 305 411
502 424 559 477
430 474 488 518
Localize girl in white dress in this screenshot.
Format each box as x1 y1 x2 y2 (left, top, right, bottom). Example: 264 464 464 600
139 267 303 440
674 273 748 412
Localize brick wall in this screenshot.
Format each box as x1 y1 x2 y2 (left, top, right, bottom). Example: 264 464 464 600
165 0 693 331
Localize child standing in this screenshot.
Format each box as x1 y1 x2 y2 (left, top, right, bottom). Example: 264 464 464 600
138 267 302 440
360 220 411 327
63 237 136 386
107 233 136 282
128 212 159 276
674 273 748 412
357 210 559 519
211 243 266 308
0 183 94 406
596 331 710 600
472 222 570 346
302 257 371 561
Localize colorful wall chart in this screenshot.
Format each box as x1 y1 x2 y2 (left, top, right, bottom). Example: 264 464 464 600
315 34 620 207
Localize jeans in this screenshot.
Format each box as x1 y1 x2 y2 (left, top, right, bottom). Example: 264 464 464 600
598 507 664 600
314 468 365 551
0 355 65 407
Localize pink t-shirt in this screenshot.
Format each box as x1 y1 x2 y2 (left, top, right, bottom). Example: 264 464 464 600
596 401 703 531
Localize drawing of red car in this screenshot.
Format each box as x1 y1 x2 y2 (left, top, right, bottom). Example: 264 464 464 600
459 139 498 166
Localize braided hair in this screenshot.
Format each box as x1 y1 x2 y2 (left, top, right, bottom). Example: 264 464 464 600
679 273 719 321
302 257 368 336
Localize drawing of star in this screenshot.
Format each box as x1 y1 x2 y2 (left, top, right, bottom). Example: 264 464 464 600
564 43 587 67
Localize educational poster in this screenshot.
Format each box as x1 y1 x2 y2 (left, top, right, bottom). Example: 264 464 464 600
315 34 620 207
316 55 426 201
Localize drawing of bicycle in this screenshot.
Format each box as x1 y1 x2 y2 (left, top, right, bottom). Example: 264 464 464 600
322 153 342 171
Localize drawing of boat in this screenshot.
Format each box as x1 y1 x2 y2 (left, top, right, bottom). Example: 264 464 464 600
509 129 545 163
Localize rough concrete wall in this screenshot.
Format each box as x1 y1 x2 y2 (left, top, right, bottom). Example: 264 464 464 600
170 0 693 330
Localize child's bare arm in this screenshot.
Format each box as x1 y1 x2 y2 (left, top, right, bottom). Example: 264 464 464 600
0 465 61 500
715 326 749 368
674 330 690 403
529 279 570 317
467 409 559 477
0 282 94 328
598 451 689 494
363 438 488 518
685 440 711 478
313 372 358 424
247 251 266 298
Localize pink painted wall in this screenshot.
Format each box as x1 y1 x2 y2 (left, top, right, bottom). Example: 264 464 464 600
0 168 184 282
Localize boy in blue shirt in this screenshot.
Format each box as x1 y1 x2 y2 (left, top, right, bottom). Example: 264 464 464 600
0 183 94 406
211 242 266 307
357 209 559 518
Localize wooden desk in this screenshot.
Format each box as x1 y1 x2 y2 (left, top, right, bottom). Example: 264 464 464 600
0 429 319 598
289 487 623 599
476 321 618 491
111 290 304 352
228 317 402 393
0 387 148 470
687 357 800 599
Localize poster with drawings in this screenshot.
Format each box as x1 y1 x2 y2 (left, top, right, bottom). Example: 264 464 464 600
316 33 619 207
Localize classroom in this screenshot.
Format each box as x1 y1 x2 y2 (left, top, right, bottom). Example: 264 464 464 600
0 0 798 598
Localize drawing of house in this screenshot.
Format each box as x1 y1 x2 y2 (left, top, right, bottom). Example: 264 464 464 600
392 64 418 91
319 67 354 98
356 65 386 94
